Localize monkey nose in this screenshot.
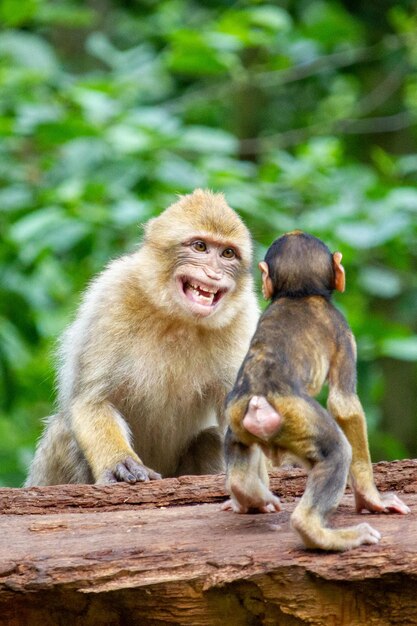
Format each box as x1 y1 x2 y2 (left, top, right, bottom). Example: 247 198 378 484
204 267 222 280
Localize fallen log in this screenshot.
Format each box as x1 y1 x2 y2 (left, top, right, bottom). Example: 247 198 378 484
1 460 416 626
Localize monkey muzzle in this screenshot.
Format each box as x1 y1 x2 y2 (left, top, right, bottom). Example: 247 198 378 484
178 277 227 316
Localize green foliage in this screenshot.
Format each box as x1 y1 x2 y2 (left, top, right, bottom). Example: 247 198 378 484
1 0 417 485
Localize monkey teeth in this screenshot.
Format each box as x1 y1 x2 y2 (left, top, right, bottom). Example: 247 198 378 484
187 283 215 305
183 281 221 307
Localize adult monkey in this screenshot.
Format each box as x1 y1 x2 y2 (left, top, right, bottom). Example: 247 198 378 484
26 189 259 486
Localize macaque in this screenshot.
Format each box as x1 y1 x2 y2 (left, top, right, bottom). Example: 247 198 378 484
25 189 259 486
224 231 409 551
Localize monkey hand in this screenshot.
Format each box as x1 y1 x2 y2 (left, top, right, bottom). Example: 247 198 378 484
355 488 410 515
222 496 281 514
222 481 281 514
96 456 162 485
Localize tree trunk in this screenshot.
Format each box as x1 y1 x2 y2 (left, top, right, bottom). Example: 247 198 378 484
1 460 416 626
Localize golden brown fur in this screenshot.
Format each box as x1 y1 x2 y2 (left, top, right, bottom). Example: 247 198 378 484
26 189 259 485
224 232 409 551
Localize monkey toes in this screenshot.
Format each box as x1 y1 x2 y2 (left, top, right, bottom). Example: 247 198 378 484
97 456 162 484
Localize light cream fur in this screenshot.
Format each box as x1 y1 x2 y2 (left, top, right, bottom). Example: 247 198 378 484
26 189 259 485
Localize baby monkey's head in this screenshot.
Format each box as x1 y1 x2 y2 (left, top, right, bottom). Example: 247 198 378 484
259 231 345 300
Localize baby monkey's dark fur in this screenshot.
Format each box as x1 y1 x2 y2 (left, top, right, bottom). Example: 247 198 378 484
224 231 409 551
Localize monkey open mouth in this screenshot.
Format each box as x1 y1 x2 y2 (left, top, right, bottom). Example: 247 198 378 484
179 278 225 312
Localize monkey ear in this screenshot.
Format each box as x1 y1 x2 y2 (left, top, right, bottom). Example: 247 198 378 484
333 252 345 293
258 261 274 300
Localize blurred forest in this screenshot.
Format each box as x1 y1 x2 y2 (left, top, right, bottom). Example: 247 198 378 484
1 0 417 487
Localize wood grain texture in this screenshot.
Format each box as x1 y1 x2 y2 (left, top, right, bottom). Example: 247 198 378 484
2 459 416 515
1 460 417 626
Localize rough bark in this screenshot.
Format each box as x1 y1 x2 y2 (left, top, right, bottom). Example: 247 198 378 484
1 460 416 626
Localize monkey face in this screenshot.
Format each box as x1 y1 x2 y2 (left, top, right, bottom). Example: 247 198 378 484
173 238 241 318
139 190 254 327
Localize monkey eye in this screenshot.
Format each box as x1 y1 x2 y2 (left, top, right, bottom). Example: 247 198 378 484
222 247 236 259
191 240 207 252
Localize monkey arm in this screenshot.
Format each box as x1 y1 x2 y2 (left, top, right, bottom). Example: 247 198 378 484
71 398 161 484
327 336 409 515
327 389 374 495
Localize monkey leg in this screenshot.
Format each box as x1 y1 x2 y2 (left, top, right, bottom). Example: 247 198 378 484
175 426 224 476
290 450 381 550
242 396 282 440
291 510 381 552
223 427 281 514
71 399 161 484
290 425 380 549
268 395 381 551
25 414 93 486
328 391 410 515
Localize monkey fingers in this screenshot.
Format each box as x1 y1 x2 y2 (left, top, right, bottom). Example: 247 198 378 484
379 493 410 514
222 496 281 515
355 489 410 515
222 498 247 514
97 456 162 484
223 480 281 515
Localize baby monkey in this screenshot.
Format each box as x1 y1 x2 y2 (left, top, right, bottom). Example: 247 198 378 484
224 231 409 551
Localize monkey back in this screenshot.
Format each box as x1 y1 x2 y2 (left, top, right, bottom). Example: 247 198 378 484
228 295 351 402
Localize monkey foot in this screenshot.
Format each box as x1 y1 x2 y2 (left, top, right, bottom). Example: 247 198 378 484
326 522 381 551
292 515 381 551
97 456 162 484
351 522 381 546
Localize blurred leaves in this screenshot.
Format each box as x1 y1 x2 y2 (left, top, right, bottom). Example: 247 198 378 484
0 30 59 74
381 337 417 361
1 0 417 485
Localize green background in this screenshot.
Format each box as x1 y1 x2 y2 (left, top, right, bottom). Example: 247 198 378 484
1 0 416 486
